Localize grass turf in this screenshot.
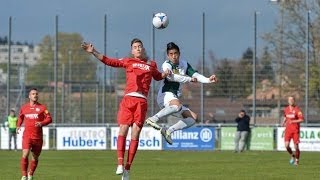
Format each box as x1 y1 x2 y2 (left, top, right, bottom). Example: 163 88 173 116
1 150 319 180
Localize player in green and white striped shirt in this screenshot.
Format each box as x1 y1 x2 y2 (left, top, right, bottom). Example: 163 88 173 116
146 42 217 144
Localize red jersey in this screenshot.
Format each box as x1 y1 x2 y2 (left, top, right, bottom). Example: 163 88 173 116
283 105 304 132
101 56 163 97
17 102 52 139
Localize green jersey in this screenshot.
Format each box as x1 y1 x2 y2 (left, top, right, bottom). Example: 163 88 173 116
7 115 18 133
158 59 197 96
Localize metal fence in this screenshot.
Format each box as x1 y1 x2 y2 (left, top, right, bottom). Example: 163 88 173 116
1 10 320 126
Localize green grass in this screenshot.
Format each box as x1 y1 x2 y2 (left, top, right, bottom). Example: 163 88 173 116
1 150 320 180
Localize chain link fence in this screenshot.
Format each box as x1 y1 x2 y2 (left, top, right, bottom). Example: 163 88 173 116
1 12 320 126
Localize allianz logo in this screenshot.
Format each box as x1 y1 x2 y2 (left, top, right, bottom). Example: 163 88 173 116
171 128 212 142
171 131 199 140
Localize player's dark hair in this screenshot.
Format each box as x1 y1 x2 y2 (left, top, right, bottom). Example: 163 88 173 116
131 38 143 47
29 87 38 93
167 42 180 54
129 38 149 60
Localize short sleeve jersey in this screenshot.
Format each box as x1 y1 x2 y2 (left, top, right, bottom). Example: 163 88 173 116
17 103 52 139
283 105 303 132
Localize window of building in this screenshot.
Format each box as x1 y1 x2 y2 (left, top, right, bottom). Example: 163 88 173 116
0 48 8 52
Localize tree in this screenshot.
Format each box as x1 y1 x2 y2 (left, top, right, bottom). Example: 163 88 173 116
310 61 320 106
234 48 253 97
25 33 100 123
259 46 274 82
212 58 234 97
196 59 211 77
0 36 8 45
26 32 96 85
263 1 320 102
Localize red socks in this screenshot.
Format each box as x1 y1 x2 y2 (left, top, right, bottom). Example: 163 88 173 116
125 139 139 170
21 157 28 176
117 135 126 165
287 146 300 160
286 146 293 155
117 136 139 170
29 160 38 176
21 158 39 176
295 148 300 159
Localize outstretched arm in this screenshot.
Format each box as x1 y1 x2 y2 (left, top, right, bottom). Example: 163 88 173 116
184 62 217 83
167 73 196 83
192 73 217 83
81 42 125 67
162 63 196 83
81 42 103 60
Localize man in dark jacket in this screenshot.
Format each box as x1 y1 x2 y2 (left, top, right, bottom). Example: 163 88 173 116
234 110 250 152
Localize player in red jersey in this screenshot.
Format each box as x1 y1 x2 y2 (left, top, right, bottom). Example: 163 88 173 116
282 96 304 166
17 88 52 180
81 38 169 180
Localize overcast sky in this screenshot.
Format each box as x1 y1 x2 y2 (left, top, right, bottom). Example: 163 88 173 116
1 0 280 66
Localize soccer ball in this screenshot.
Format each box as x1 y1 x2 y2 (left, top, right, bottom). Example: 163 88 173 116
152 13 169 29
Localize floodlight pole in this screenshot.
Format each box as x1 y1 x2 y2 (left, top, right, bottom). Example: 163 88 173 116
54 15 58 123
201 12 205 124
270 0 284 124
102 14 107 124
305 10 310 124
6 16 12 115
61 64 65 123
253 11 258 125
151 13 156 116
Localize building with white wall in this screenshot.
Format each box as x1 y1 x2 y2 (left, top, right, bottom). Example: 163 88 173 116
0 45 41 66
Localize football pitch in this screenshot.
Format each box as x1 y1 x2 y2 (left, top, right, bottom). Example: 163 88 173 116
1 150 319 180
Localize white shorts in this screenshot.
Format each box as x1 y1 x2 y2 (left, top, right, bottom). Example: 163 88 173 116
157 92 189 117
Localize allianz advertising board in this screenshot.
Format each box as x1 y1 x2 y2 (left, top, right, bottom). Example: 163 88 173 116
163 127 215 150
